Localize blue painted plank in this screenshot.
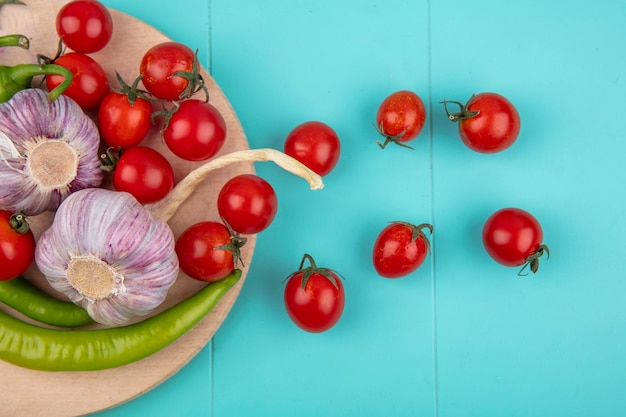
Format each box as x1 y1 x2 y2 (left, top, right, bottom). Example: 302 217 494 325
210 0 436 416
430 1 626 416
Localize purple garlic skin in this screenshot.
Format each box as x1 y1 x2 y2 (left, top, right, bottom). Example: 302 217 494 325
0 88 103 215
35 188 180 327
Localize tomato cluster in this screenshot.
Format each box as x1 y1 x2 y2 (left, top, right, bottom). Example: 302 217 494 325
371 88 547 277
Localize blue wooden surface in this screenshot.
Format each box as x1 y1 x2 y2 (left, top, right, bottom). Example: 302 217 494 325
96 1 626 416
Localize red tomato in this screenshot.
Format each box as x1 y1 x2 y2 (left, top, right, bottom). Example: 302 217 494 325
175 221 246 282
46 52 110 110
98 91 152 148
0 211 36 281
162 99 226 161
139 41 205 101
217 174 277 234
56 0 113 53
283 254 345 333
376 90 426 149
112 146 174 204
443 92 521 153
284 121 340 177
372 221 433 278
482 208 549 274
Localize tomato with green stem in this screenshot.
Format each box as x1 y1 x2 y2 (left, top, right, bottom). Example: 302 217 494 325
376 90 426 149
372 221 433 278
139 41 208 102
442 92 521 153
284 254 345 333
0 210 36 281
482 208 549 275
175 221 246 282
98 74 153 149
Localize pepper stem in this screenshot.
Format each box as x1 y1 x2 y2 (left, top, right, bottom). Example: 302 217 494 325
0 34 29 49
7 63 74 101
146 148 324 222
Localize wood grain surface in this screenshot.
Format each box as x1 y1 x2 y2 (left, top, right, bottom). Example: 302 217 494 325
0 1 254 416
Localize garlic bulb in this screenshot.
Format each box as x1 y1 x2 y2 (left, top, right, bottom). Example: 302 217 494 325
35 188 179 327
0 88 103 215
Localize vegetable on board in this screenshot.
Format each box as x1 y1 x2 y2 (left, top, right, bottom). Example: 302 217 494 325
0 88 102 216
0 269 241 371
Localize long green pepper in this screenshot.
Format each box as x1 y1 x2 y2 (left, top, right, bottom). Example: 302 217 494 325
0 269 241 371
0 277 95 327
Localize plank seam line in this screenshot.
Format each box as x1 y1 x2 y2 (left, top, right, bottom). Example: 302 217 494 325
426 0 440 415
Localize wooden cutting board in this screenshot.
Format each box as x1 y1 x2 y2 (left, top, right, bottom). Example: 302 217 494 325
0 1 255 416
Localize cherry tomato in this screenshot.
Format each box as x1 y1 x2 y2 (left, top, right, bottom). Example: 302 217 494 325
162 99 226 161
217 174 278 234
283 254 345 333
376 90 426 149
284 121 340 177
482 208 549 275
98 91 152 148
443 92 521 153
372 221 433 278
46 52 110 110
112 146 174 204
139 41 205 101
175 221 246 282
56 0 113 54
0 211 36 281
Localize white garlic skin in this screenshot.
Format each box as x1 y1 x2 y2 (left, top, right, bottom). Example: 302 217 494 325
35 188 180 327
0 88 103 215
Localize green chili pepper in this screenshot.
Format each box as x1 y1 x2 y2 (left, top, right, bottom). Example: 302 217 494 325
0 276 95 327
0 269 241 371
0 34 73 102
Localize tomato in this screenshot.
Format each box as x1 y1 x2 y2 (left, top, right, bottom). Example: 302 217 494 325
46 52 110 110
162 99 226 161
217 174 277 234
283 254 345 333
376 90 426 149
284 121 340 177
482 208 549 275
139 41 206 101
175 221 246 282
372 221 433 278
98 90 152 149
0 211 36 281
56 0 113 54
443 92 521 153
112 146 174 204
